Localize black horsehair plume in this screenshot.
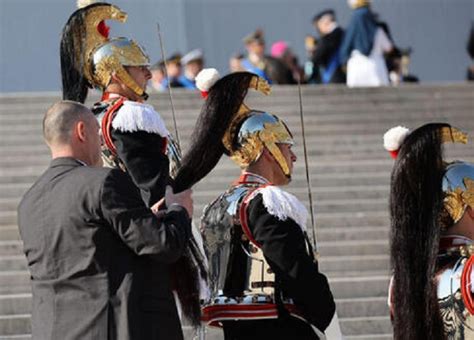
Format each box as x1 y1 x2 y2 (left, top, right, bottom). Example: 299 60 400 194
60 4 106 103
171 72 255 327
173 72 255 193
390 123 450 340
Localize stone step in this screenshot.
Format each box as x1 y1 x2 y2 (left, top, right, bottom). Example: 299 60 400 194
336 297 389 318
1 102 473 131
0 209 391 229
0 238 388 258
345 334 392 340
0 253 389 275
0 227 21 241
340 316 391 336
0 272 30 294
0 242 23 256
318 240 388 257
0 224 388 243
0 209 390 229
0 257 27 272
0 293 388 319
0 295 30 316
0 315 30 336
320 255 389 274
0 270 390 299
0 334 31 340
329 276 390 299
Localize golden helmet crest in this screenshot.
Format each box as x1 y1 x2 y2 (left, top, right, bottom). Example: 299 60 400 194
442 162 474 225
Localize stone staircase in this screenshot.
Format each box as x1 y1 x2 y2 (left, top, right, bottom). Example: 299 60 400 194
0 83 473 340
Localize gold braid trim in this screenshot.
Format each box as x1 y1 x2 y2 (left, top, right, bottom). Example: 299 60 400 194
440 127 468 145
444 178 474 224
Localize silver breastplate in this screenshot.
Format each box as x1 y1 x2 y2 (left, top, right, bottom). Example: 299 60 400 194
437 255 474 339
201 182 268 299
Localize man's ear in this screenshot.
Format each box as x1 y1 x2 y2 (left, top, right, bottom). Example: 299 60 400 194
75 121 87 143
110 71 121 84
467 206 474 220
261 147 272 161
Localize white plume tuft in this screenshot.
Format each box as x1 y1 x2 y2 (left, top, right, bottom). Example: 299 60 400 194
195 68 220 92
77 0 98 9
383 126 410 151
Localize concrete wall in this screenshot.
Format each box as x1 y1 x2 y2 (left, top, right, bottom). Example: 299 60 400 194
0 0 473 92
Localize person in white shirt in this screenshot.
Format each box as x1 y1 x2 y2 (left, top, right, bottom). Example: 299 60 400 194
340 0 393 87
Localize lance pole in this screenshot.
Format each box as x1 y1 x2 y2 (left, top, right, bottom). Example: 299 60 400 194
296 76 319 257
156 23 180 146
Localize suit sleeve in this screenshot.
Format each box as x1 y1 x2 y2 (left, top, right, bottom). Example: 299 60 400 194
313 29 343 66
100 169 191 263
246 194 336 331
111 129 170 206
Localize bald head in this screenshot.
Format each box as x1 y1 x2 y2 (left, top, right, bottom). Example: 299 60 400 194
43 101 92 146
43 101 102 166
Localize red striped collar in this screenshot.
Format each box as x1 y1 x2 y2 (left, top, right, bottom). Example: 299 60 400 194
235 172 272 185
439 235 474 253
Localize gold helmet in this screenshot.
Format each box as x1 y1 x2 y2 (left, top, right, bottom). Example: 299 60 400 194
213 74 293 176
442 162 474 226
173 71 294 193
60 2 150 103
222 104 294 177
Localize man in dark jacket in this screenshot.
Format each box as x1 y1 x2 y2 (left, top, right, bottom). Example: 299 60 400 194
17 101 193 340
311 9 346 84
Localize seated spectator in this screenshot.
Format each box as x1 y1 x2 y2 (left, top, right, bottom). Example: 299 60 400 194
311 9 346 84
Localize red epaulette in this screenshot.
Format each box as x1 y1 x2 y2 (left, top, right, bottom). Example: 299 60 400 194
101 96 126 156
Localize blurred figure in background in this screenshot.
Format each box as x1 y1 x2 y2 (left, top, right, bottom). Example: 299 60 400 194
387 47 419 85
339 0 393 87
241 29 273 82
229 53 245 73
270 41 304 83
180 49 204 90
162 53 185 88
467 23 474 81
304 35 320 83
241 29 295 85
149 60 166 92
311 9 346 84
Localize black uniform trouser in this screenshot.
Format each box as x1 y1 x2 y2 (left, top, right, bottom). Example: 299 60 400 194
222 316 319 340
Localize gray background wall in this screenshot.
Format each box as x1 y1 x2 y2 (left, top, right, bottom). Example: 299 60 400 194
0 0 473 93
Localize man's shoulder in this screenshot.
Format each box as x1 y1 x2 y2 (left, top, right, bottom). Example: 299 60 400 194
112 100 169 137
246 185 308 230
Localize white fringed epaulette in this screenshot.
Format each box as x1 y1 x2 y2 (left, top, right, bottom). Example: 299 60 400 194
112 101 170 137
253 186 308 232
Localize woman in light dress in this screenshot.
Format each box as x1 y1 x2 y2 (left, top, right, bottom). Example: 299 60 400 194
340 0 393 87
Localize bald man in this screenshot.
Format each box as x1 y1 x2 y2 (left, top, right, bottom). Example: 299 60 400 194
18 101 193 339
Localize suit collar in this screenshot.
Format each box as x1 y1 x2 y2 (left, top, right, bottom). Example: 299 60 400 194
50 157 87 168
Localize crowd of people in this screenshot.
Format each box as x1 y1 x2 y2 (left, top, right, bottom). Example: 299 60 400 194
15 1 474 340
149 0 420 92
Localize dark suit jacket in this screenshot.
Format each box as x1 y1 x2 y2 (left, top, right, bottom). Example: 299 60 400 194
312 27 346 84
17 157 191 340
